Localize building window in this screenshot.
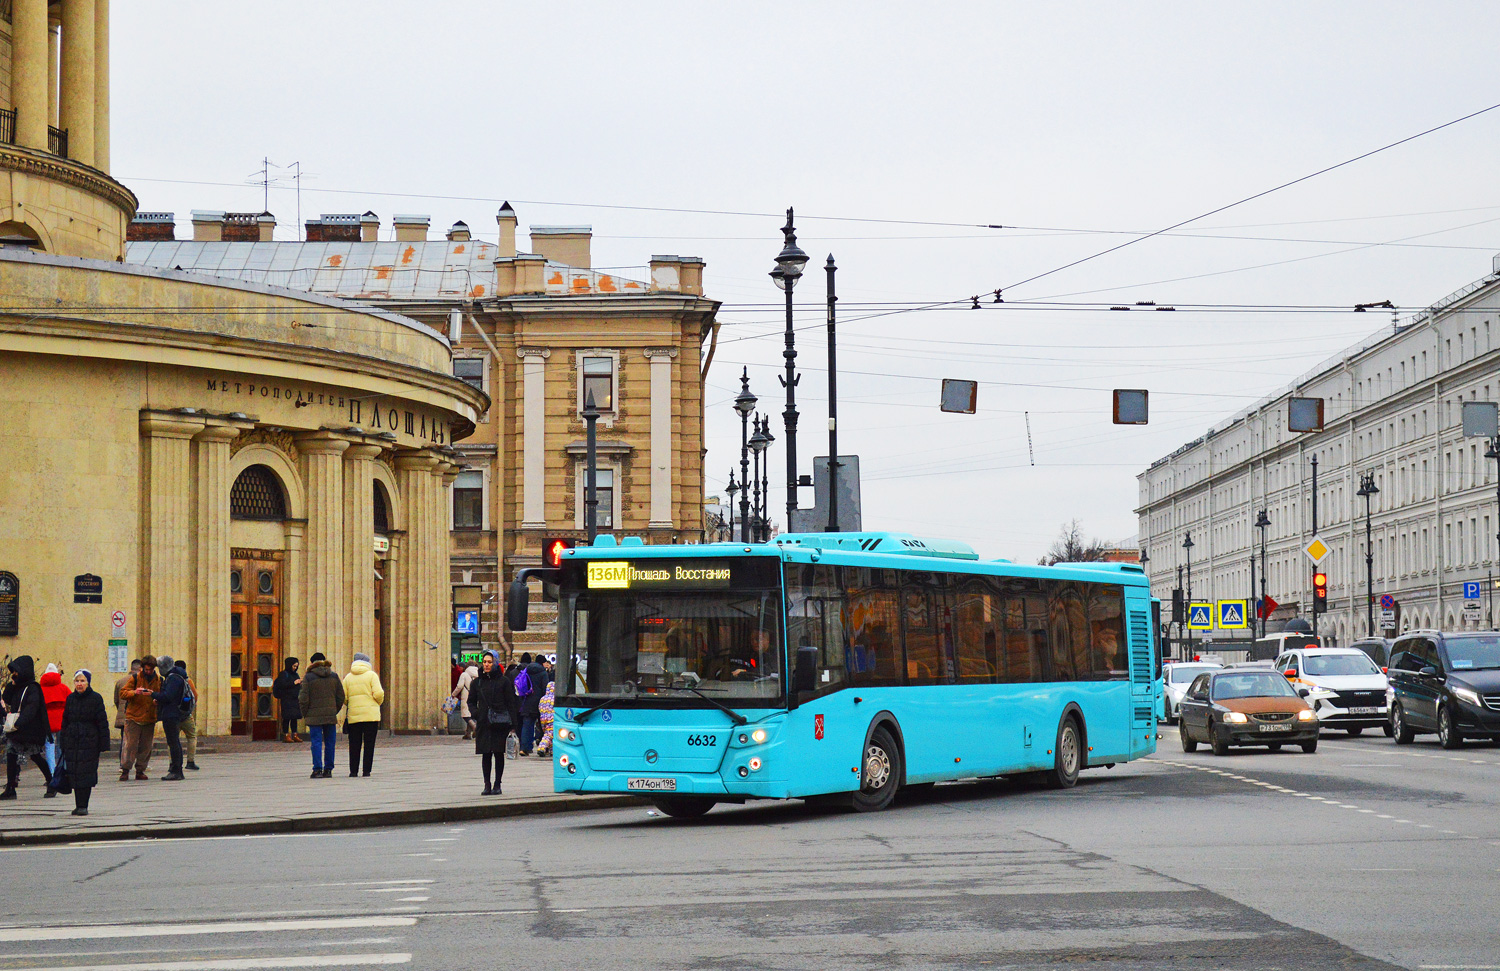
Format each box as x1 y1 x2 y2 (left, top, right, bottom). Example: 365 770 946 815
231 465 286 521
453 470 483 530
581 356 614 412
454 357 485 393
586 468 615 528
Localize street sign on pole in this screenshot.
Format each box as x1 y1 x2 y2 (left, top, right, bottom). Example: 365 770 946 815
1379 594 1395 611
1380 608 1396 625
1464 580 1483 600
1463 603 1483 622
1303 536 1330 564
1217 600 1249 629
1187 602 1213 630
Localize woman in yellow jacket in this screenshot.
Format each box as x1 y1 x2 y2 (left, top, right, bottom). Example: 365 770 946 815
342 652 385 777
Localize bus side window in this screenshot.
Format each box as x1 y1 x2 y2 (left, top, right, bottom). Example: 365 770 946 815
845 572 902 687
786 565 849 697
953 581 995 683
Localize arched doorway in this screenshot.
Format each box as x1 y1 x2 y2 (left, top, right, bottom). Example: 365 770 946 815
230 464 288 740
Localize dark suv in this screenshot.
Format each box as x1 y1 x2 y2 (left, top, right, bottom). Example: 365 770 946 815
1387 630 1500 748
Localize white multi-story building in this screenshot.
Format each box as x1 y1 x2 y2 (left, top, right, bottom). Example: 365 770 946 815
1138 258 1500 646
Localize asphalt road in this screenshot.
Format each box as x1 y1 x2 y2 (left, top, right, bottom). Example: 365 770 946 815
2 732 1496 970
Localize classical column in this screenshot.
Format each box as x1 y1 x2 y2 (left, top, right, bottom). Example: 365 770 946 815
93 0 109 171
519 347 550 529
140 413 203 659
47 20 60 128
60 0 96 166
429 460 459 722
12 0 50 151
393 450 439 731
192 423 240 736
296 433 350 672
343 444 383 674
646 347 678 528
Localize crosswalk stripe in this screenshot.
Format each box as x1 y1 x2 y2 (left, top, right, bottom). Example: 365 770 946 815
0 955 411 971
0 917 415 943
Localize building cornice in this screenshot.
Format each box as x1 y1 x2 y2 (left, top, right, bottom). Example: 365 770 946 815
0 144 139 217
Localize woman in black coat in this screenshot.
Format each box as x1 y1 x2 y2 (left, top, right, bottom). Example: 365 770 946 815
2 655 51 800
467 651 519 796
272 657 302 743
59 670 110 816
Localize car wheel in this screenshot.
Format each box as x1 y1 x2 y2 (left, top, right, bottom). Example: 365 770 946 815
1267 742 1282 752
651 797 716 818
1438 703 1464 750
1044 715 1083 789
851 726 902 812
1382 721 1395 738
1211 726 1229 757
1179 721 1197 753
1391 703 1415 745
1300 738 1318 754
1347 726 1364 737
1165 702 1177 726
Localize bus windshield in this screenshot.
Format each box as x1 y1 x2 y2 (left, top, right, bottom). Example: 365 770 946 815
557 588 785 705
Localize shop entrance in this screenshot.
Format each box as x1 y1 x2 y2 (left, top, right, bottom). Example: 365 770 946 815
230 550 283 740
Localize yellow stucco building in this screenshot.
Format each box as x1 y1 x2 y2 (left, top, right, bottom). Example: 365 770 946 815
0 2 486 736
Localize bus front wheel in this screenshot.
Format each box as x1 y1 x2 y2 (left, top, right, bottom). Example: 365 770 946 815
1045 715 1083 789
651 796 716 818
852 725 903 812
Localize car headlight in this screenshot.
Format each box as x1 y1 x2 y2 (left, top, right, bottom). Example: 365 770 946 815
1297 709 1318 721
1223 711 1248 724
1307 688 1337 702
1452 687 1482 708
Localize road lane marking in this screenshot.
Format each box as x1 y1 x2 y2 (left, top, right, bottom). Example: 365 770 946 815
316 881 434 888
0 917 416 943
421 838 457 842
359 889 431 894
0 955 412 970
395 897 429 902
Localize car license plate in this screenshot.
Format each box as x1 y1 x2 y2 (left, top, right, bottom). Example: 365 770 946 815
1258 724 1292 732
627 777 677 792
1349 707 1379 715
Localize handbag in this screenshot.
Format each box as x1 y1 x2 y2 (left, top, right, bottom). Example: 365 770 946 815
486 707 511 727
3 686 30 735
441 696 458 715
52 749 72 795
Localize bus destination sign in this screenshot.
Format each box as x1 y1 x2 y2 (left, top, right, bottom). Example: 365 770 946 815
587 560 732 591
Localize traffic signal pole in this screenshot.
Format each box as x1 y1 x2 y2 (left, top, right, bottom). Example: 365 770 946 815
1310 454 1319 636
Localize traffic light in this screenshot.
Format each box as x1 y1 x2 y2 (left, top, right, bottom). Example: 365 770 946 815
1171 588 1185 625
1312 571 1328 613
540 536 575 569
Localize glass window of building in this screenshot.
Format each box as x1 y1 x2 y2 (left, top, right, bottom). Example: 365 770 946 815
452 470 483 529
454 357 485 392
582 356 614 412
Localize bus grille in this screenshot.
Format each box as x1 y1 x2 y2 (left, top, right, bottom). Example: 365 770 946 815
1128 611 1151 684
1133 705 1154 726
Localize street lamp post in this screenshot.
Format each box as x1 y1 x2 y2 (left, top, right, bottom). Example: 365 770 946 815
583 390 600 543
757 416 775 541
749 417 769 542
1183 532 1195 654
1310 453 1320 636
770 208 810 532
733 368 757 544
725 470 739 541
1255 509 1271 638
1486 437 1500 627
1356 472 1379 637
825 254 840 532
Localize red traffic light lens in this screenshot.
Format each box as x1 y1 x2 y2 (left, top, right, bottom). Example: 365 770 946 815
1313 572 1327 587
541 537 575 568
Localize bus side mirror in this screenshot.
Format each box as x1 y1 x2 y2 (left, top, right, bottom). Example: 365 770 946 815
507 579 531 632
795 646 818 694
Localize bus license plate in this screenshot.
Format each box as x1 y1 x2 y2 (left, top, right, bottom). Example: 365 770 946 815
627 778 677 792
1349 707 1379 715
1258 724 1291 732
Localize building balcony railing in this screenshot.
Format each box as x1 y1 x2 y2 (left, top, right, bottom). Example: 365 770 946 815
0 108 14 146
48 125 67 158
0 112 68 159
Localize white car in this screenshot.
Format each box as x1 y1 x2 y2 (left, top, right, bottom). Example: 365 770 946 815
1274 647 1392 736
1160 661 1224 724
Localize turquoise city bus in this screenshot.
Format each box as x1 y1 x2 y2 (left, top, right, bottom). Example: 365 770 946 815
511 532 1159 816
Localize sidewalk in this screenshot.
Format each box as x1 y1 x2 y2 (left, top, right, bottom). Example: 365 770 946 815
0 734 634 847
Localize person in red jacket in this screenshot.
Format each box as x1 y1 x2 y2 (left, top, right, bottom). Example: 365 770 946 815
38 664 70 798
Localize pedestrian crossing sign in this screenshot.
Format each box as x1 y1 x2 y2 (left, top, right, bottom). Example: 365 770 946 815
1187 602 1213 630
1217 600 1249 629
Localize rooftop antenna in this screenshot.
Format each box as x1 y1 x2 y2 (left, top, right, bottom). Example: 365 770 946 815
288 161 303 238
247 157 276 213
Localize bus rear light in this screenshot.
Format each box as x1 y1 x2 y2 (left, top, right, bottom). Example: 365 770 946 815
748 757 762 772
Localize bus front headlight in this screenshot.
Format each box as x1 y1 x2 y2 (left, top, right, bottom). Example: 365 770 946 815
751 729 768 744
557 727 576 742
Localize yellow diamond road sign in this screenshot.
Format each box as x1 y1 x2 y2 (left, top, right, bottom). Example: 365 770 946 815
1304 536 1330 564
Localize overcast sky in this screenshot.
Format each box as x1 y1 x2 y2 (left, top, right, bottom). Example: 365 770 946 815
115 2 1500 562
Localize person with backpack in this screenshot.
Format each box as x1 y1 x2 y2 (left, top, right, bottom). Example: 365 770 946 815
467 650 519 795
59 670 110 816
2 656 51 800
149 655 189 781
516 652 547 756
173 660 201 771
298 652 344 778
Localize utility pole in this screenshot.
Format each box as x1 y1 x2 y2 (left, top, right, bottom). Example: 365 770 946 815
825 254 840 532
1310 453 1319 636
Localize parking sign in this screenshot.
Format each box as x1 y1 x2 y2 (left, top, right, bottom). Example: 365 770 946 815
1464 581 1482 600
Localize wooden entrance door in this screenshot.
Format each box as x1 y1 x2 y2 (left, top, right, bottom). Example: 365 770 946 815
230 551 283 740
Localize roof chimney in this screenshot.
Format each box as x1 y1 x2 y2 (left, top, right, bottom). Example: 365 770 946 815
360 211 379 242
127 212 175 242
529 225 592 269
496 203 517 258
305 214 362 243
257 212 276 242
446 220 471 242
190 210 226 242
393 214 430 242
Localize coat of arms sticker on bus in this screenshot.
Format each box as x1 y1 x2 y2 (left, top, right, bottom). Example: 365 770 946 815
815 714 824 740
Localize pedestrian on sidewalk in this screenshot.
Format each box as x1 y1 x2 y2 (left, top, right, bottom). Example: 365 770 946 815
174 660 201 771
468 650 518 795
119 656 160 781
535 679 555 758
2 655 50 800
517 652 546 755
273 657 302 743
113 658 141 742
298 652 344 778
59 670 109 816
342 653 384 778
149 655 188 781
451 661 479 740
39 663 69 798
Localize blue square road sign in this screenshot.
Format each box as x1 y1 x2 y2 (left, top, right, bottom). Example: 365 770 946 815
1464 581 1482 600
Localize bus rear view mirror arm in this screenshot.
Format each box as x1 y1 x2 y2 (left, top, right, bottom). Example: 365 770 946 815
507 567 559 632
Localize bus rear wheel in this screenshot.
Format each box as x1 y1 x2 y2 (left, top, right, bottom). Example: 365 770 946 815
651 796 716 818
1045 715 1083 789
852 726 902 812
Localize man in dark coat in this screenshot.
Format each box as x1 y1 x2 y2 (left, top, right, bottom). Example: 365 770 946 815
59 669 111 815
518 653 547 755
468 650 520 795
149 656 188 781
297 652 345 778
2 655 51 799
273 657 302 743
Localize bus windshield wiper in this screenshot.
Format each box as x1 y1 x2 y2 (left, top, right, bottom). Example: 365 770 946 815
678 685 747 725
574 698 622 724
